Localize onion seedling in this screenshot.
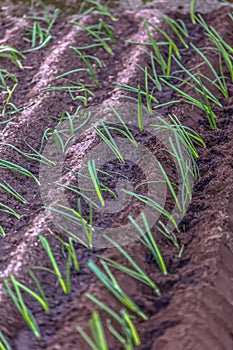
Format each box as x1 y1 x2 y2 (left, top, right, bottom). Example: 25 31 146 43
145 20 181 77
156 220 179 248
150 113 205 161
70 19 115 56
0 69 17 90
44 202 94 249
55 181 100 209
39 235 72 294
0 181 28 204
88 160 105 206
159 76 218 130
0 46 25 69
0 331 11 350
148 51 162 91
77 310 109 350
42 83 95 106
5 272 50 313
163 134 193 213
70 46 102 87
0 225 6 237
92 119 125 163
160 15 188 48
40 108 91 153
144 20 167 76
129 213 167 275
197 76 217 129
0 203 20 219
107 104 138 147
86 293 141 348
23 8 60 52
122 189 178 231
114 81 158 109
137 85 144 130
2 83 17 116
101 235 161 295
171 54 222 106
77 0 117 21
190 0 197 24
88 260 148 320
4 272 50 338
195 14 233 82
0 142 55 167
136 53 162 99
0 159 40 185
190 43 229 98
107 309 140 349
48 230 80 271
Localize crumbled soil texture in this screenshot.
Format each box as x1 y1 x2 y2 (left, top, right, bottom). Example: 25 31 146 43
0 4 233 350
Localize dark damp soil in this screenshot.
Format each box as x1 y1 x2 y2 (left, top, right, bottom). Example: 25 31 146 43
0 3 233 350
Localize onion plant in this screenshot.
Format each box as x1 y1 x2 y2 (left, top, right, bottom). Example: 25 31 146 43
0 181 28 204
115 81 158 112
44 201 94 249
144 20 167 76
70 47 103 87
0 142 55 167
195 14 233 82
2 83 17 116
48 229 80 271
86 293 141 349
23 8 60 52
0 225 6 237
0 159 40 185
160 15 188 48
106 104 138 147
160 135 192 214
4 272 49 338
190 0 197 24
55 68 95 101
0 69 17 90
0 203 20 219
144 19 181 77
101 235 161 295
77 0 117 22
171 54 221 106
55 180 100 209
122 189 178 231
107 310 140 350
0 46 25 69
88 160 105 206
190 43 229 98
149 113 205 160
0 331 11 350
77 310 109 350
39 235 73 294
156 220 179 248
160 74 218 130
70 19 115 56
128 213 167 275
137 52 162 94
88 260 148 320
92 119 125 163
39 107 91 154
42 83 95 106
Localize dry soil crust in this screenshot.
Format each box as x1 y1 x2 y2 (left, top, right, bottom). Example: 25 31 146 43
0 5 233 350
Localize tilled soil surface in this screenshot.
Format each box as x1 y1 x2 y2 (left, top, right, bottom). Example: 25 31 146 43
0 3 233 350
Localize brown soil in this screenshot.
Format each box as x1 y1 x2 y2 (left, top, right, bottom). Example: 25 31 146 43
0 3 233 350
